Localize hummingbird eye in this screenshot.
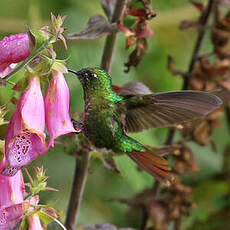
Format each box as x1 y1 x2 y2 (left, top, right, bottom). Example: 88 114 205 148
86 72 98 79
92 73 98 78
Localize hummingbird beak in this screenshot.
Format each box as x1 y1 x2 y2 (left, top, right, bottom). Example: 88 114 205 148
68 69 85 84
68 69 82 76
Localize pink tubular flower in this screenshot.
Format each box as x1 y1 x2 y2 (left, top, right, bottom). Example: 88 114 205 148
0 201 30 230
0 158 24 207
45 70 76 147
0 159 29 230
1 76 47 177
0 33 30 78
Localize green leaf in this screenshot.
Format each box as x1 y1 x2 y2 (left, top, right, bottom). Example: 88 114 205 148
30 29 48 51
37 210 54 227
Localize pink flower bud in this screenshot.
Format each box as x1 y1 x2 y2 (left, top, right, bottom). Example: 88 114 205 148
0 33 30 78
27 213 43 230
45 71 76 147
2 76 47 176
27 196 43 230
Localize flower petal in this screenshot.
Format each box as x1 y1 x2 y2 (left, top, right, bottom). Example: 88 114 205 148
5 109 22 152
2 131 47 176
0 164 25 228
0 167 25 207
45 71 76 147
0 33 30 78
0 64 16 78
0 201 30 230
0 33 30 65
19 76 45 132
3 76 47 176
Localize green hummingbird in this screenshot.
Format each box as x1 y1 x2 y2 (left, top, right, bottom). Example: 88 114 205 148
69 67 222 184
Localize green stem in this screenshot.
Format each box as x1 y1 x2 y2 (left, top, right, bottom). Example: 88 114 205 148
183 0 216 89
65 150 91 230
101 0 127 72
65 2 127 228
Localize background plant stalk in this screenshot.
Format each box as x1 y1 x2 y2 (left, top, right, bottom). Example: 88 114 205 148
65 1 127 229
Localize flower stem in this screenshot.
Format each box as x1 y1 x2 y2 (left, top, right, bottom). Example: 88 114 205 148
101 0 127 72
65 1 127 228
183 0 216 90
65 150 91 230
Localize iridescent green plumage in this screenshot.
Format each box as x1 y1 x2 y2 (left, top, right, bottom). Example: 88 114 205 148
79 68 146 153
69 67 222 184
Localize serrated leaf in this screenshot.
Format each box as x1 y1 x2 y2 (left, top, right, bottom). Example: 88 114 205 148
29 29 48 52
41 207 58 220
27 27 36 48
101 0 116 20
67 15 117 40
37 207 66 230
37 210 54 227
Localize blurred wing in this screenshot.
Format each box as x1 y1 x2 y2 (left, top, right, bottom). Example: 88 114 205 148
112 82 153 95
117 90 222 133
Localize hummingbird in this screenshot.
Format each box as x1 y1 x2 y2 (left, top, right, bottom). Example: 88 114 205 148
69 67 222 184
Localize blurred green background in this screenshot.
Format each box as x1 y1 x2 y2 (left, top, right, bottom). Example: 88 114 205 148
0 0 229 229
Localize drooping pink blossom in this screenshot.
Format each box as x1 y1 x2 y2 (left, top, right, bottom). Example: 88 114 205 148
45 70 76 147
0 33 30 78
1 76 47 176
0 158 29 230
0 157 44 229
0 158 25 207
0 201 30 230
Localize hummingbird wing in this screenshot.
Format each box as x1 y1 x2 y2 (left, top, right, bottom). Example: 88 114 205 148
116 90 222 133
112 82 153 95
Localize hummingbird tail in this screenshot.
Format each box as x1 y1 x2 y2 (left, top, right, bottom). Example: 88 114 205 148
126 151 173 185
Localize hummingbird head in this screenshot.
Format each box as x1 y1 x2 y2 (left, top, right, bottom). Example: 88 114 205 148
68 67 114 97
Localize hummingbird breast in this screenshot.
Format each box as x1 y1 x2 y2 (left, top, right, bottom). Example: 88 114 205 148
83 101 124 151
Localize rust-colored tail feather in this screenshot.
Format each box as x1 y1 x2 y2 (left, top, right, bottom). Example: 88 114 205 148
126 151 173 185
